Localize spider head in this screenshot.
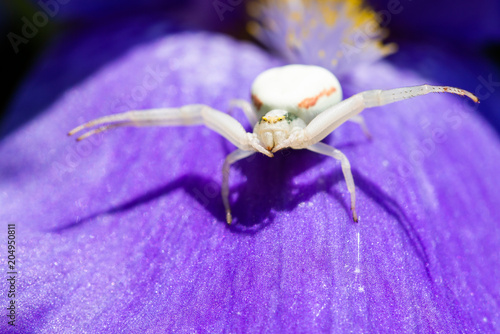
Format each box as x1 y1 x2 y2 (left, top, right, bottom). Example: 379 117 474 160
255 109 304 151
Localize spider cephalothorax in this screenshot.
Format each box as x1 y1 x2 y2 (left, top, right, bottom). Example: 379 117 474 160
69 64 478 224
255 110 305 151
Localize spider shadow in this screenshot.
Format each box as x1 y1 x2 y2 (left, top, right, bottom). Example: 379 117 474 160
54 142 433 275
231 138 432 274
52 174 227 232
53 148 345 233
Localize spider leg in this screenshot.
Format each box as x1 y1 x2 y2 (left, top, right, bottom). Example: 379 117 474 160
293 84 478 149
307 142 358 223
348 115 372 139
229 99 259 126
68 104 272 157
222 149 256 224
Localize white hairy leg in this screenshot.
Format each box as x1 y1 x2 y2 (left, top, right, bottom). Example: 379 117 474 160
281 84 478 150
68 104 271 157
307 142 358 222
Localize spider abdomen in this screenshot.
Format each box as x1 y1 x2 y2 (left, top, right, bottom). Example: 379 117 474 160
251 65 343 124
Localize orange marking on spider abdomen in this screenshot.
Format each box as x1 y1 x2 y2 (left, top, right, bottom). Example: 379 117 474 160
251 94 263 110
298 87 336 109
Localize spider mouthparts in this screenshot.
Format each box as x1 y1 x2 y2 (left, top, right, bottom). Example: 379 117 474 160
262 150 274 158
271 145 283 153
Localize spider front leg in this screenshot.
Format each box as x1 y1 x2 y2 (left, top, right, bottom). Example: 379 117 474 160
297 84 479 149
68 104 271 157
69 104 273 225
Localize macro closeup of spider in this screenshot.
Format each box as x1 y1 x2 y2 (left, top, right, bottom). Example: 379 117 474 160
69 64 479 224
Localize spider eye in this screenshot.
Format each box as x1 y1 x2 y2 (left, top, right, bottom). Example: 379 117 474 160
261 115 286 124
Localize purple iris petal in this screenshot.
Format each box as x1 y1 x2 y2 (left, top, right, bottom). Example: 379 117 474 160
1 16 500 334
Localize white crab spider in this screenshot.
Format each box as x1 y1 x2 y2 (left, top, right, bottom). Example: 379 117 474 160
69 64 478 224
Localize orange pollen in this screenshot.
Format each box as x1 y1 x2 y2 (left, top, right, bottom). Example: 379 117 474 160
298 87 336 109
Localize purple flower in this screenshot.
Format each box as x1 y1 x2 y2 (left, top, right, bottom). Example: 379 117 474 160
248 0 397 77
1 3 500 333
